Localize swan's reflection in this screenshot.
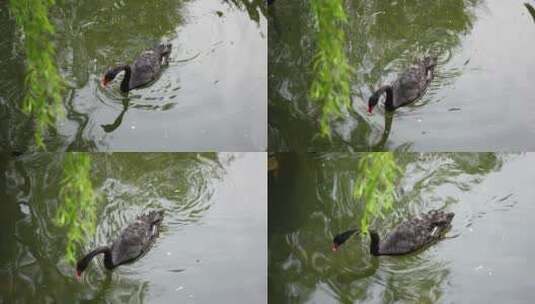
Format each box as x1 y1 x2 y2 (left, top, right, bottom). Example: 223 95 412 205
101 99 129 133
371 111 394 151
342 103 394 151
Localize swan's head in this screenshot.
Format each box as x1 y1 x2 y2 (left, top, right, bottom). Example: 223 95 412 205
368 93 380 114
101 67 124 87
331 239 343 252
75 257 90 281
331 229 359 252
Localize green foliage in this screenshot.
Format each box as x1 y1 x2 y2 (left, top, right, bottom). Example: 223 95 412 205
9 0 64 149
309 0 352 137
353 153 402 233
55 153 96 264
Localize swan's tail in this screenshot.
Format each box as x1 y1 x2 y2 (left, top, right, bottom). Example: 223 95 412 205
426 209 454 225
157 43 173 56
332 228 360 252
141 210 165 224
423 56 438 69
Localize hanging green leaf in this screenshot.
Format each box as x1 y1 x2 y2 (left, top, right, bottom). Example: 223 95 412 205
353 153 402 233
9 0 65 149
309 0 353 137
54 153 97 264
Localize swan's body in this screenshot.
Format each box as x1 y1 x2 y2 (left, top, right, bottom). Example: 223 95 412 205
332 210 454 256
368 56 437 113
76 210 164 278
101 44 172 93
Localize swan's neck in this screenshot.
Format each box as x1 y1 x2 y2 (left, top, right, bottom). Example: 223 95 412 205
120 65 131 93
381 85 395 111
77 246 114 273
369 230 381 256
103 247 114 269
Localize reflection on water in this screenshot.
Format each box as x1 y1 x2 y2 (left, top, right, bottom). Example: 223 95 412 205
225 0 266 24
526 3 535 23
1 0 266 151
0 5 31 152
269 153 535 303
0 152 267 303
101 99 129 133
269 0 535 151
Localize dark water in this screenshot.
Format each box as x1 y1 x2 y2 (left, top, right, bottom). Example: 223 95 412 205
0 0 266 152
269 0 535 151
269 153 535 303
0 152 266 303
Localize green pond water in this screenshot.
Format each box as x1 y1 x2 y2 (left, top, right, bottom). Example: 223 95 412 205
269 153 535 303
0 152 266 303
0 0 266 152
268 0 535 151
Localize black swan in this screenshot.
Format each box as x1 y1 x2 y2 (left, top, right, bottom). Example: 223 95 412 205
75 210 164 279
101 44 172 93
368 56 437 113
331 210 454 255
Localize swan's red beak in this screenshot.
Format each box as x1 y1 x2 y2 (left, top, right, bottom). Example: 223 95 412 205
331 243 338 252
368 105 373 114
100 77 109 88
75 270 82 281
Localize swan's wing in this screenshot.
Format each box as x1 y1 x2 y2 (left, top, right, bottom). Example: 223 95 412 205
112 222 151 265
129 52 161 89
380 218 434 254
396 65 428 105
380 230 416 254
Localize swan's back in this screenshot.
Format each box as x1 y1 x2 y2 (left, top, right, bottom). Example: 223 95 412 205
110 211 164 266
393 56 437 107
379 210 453 255
129 44 172 89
